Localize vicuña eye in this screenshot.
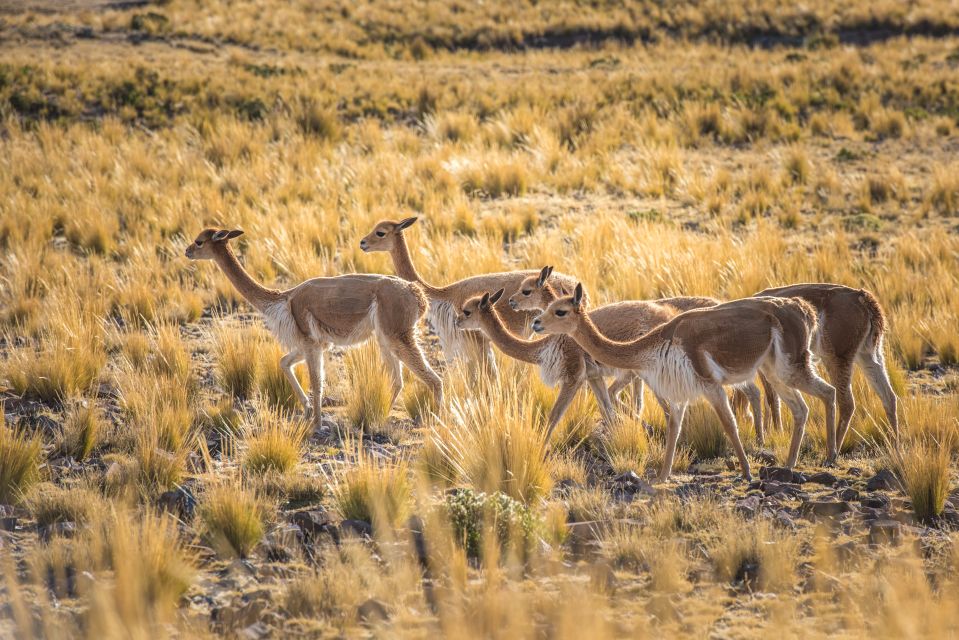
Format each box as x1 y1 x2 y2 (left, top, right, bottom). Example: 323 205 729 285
195 240 204 247
463 310 471 317
555 310 567 317
376 231 386 237
522 290 531 296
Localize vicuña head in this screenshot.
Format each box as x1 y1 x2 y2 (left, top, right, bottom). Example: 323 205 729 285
509 265 561 312
185 228 243 260
359 216 417 253
532 282 585 336
455 288 505 330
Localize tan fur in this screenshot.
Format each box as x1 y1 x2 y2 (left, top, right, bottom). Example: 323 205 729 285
507 273 767 443
359 218 577 374
456 291 689 438
534 286 837 481
755 283 898 448
186 228 442 426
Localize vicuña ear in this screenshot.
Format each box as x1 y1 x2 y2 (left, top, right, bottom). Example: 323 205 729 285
211 230 231 242
226 229 244 240
489 288 505 305
572 283 584 308
536 265 553 288
480 292 491 309
398 216 418 230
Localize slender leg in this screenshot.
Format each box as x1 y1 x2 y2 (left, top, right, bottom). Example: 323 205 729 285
586 373 616 425
629 376 645 418
857 348 899 442
305 347 326 428
739 382 765 447
377 334 404 407
656 401 687 483
607 372 633 404
826 360 854 455
793 371 837 462
546 379 582 442
759 372 782 432
390 332 444 409
768 380 810 469
704 387 752 481
280 350 309 411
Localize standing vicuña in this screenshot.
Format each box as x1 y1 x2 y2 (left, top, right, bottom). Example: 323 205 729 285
755 283 897 455
359 218 578 377
186 228 442 426
533 284 836 481
509 267 767 444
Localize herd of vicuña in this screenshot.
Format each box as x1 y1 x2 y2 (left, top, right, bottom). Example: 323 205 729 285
186 218 899 482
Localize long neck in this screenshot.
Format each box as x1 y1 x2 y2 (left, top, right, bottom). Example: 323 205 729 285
570 313 658 371
389 234 443 297
480 309 544 365
212 246 282 312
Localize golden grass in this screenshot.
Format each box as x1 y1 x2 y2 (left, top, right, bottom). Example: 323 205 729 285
332 453 411 531
343 341 395 433
59 401 104 461
242 408 310 475
0 423 43 504
198 481 269 559
887 435 953 522
597 417 650 475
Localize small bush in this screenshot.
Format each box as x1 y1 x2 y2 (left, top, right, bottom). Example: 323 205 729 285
26 483 103 527
198 483 268 558
215 326 260 399
445 488 539 561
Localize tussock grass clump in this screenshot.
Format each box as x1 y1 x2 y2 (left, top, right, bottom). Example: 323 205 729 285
242 409 309 475
60 402 104 461
681 403 728 461
343 342 394 433
598 418 650 475
888 436 952 523
710 516 797 591
214 325 261 399
437 390 552 504
198 482 268 558
0 422 43 503
332 456 411 531
26 483 104 527
5 339 105 403
402 378 437 424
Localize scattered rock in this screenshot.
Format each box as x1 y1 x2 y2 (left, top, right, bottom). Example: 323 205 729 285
238 622 272 640
291 508 333 537
0 516 18 532
674 482 710 501
38 521 77 541
774 511 797 530
754 450 778 465
865 469 902 492
567 521 602 542
156 486 196 521
212 599 267 631
837 488 860 502
938 507 959 528
869 520 901 545
759 466 805 484
357 598 390 624
406 516 429 570
611 471 657 500
758 480 806 499
801 500 854 518
553 478 581 496
860 493 890 510
735 496 762 517
340 519 373 539
806 471 838 486
847 467 864 477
